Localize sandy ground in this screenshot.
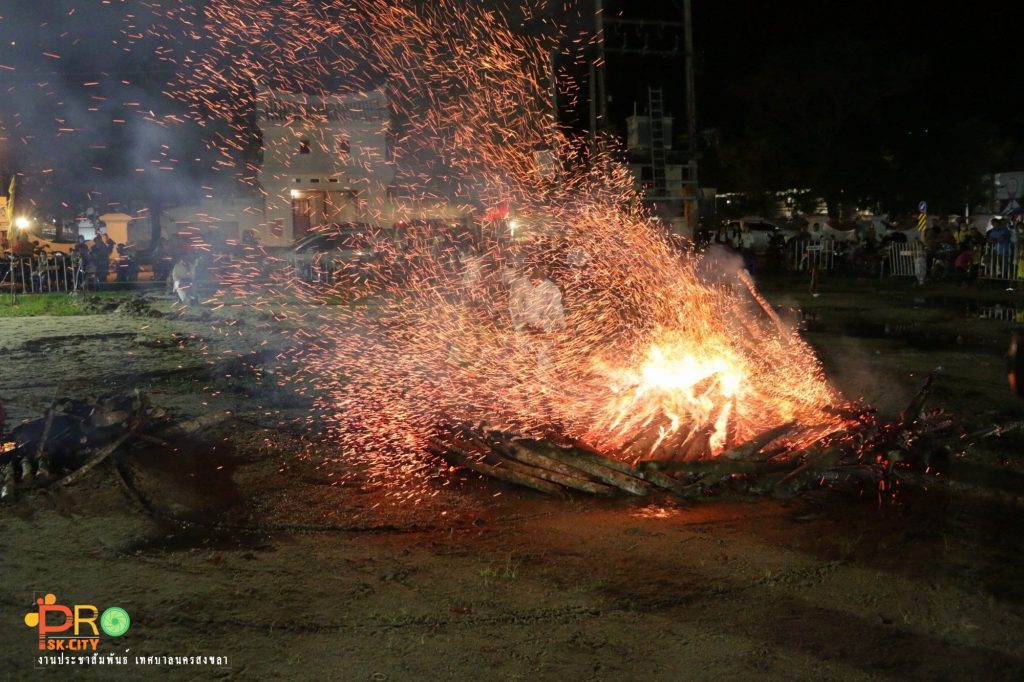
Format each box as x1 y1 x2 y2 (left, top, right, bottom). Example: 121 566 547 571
1 279 1024 680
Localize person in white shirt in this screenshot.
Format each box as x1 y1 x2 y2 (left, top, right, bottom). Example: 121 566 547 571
171 254 197 304
506 266 566 333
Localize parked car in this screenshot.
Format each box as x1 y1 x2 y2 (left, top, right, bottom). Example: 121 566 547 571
285 223 387 282
725 217 794 253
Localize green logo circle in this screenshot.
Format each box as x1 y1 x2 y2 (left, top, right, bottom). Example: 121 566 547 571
99 607 131 637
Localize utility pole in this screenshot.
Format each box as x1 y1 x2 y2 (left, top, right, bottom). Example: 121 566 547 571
594 0 608 129
683 0 698 230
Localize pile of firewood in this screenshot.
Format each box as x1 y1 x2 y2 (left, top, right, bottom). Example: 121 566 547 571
429 372 961 499
0 392 229 500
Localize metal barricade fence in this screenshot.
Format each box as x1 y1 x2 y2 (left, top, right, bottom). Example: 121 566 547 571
1 253 85 294
790 238 836 272
979 243 1023 282
886 242 925 278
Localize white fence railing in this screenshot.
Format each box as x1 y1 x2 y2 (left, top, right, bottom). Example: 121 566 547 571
979 244 1023 282
886 242 926 278
883 241 1024 282
790 238 837 272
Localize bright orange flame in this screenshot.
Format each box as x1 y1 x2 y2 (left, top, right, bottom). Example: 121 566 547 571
594 337 746 457
149 0 851 494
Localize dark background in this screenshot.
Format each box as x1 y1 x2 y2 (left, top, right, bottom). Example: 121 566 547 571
1 0 1022 219
600 0 1024 214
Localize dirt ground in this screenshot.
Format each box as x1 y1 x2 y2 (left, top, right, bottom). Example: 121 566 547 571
2 278 1024 681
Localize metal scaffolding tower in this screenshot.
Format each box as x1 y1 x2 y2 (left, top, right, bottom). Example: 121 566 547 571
648 87 668 198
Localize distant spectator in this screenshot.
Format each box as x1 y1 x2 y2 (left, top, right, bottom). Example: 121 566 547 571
115 243 138 282
954 219 970 248
738 224 755 252
72 235 89 259
989 218 1012 255
171 253 197 305
151 238 173 283
952 247 972 285
863 224 878 251
91 232 112 282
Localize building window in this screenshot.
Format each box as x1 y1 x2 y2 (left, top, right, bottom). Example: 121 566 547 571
299 139 311 154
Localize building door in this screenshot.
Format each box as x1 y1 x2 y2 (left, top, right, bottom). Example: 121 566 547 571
292 196 314 239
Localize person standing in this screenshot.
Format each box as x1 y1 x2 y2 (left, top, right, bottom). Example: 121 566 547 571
115 243 139 282
91 233 111 283
171 253 197 305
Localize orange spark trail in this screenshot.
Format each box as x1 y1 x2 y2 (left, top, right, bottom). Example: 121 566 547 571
139 0 849 493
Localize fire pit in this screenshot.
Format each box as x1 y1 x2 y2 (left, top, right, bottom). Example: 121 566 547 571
426 371 948 500
187 1 953 503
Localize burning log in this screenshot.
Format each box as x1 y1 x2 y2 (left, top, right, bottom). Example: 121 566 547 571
720 421 797 461
646 427 694 463
558 437 648 477
35 398 60 461
778 443 851 492
617 414 674 459
640 456 795 477
433 393 956 499
446 430 617 496
427 438 565 496
487 440 618 496
495 453 617 496
505 439 650 497
967 421 1024 440
635 465 700 495
679 421 715 462
432 429 655 497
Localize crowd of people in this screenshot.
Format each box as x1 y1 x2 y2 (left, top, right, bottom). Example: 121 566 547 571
696 213 1024 284
0 230 180 292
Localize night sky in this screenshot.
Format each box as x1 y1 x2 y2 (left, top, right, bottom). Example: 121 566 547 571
1 0 1022 214
687 0 1024 135
612 0 1024 208
599 0 1023 138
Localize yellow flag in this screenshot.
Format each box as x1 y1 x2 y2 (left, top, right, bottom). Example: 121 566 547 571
4 176 12 242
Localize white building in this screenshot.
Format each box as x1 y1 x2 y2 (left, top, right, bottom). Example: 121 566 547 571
165 86 482 248
257 87 394 245
164 87 396 247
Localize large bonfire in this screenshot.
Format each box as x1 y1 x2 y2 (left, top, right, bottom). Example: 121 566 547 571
141 0 871 495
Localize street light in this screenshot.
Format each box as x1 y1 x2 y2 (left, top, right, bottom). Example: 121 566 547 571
14 216 31 230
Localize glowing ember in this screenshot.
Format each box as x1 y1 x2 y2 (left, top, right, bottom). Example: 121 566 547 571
133 0 850 490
